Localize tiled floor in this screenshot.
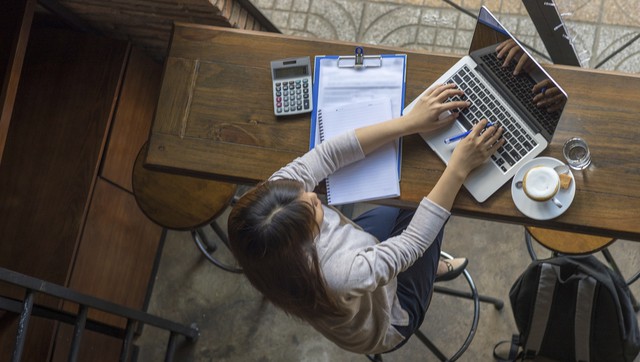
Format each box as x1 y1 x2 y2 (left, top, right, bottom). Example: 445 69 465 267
253 0 640 73
135 1 640 361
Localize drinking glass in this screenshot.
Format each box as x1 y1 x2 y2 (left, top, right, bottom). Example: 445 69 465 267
563 137 591 170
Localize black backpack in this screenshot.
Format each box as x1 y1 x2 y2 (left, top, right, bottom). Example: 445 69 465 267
495 255 640 362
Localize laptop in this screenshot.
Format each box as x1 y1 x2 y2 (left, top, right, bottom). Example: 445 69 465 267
403 6 568 202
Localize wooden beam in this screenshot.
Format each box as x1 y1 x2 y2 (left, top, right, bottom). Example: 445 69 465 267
0 0 36 165
37 0 98 34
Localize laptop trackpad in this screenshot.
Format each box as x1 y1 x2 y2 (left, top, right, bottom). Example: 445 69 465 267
423 121 467 158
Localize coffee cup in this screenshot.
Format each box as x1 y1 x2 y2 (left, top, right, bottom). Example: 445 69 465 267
523 166 563 208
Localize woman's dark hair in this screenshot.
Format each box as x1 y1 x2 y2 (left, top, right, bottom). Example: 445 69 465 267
227 179 342 319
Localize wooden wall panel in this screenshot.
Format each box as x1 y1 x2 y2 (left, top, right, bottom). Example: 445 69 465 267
0 27 128 360
101 47 162 192
51 327 125 362
0 0 35 164
51 180 162 362
0 313 56 362
0 28 127 286
0 21 165 362
64 178 163 327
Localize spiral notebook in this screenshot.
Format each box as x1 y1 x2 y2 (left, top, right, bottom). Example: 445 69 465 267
318 98 400 205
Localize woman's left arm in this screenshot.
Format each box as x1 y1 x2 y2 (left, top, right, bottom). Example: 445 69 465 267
270 84 469 190
355 83 469 155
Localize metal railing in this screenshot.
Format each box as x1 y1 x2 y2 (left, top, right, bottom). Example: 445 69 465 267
0 267 198 362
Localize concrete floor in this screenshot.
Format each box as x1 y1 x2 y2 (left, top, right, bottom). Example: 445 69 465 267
135 1 640 361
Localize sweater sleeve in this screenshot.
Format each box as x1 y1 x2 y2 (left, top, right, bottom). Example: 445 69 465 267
270 130 451 295
345 198 451 294
269 130 364 191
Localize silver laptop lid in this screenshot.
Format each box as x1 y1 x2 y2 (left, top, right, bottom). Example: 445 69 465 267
469 6 568 141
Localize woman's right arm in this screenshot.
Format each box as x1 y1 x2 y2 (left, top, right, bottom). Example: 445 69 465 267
426 119 503 210
272 83 503 198
269 131 363 191
349 121 504 287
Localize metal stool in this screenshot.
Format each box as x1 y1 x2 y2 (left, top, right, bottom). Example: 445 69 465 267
525 226 639 310
132 142 241 273
367 251 504 362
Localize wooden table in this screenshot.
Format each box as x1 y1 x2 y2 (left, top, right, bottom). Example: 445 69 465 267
146 23 640 241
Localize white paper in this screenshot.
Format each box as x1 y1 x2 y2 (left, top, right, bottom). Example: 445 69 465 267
319 99 400 205
310 54 407 148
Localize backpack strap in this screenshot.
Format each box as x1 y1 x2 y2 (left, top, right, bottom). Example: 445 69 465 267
524 263 557 355
510 334 522 360
574 275 596 362
492 335 522 362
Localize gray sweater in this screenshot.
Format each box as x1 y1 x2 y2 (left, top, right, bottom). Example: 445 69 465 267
269 130 450 354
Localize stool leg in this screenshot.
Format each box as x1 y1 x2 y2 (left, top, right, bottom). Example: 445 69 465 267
210 221 229 246
195 228 217 253
191 229 242 274
365 354 383 362
627 270 640 286
525 229 538 261
430 267 481 362
602 249 640 311
414 329 448 361
434 286 504 310
409 252 504 361
525 229 559 259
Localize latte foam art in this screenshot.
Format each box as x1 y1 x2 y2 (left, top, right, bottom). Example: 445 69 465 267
523 166 560 201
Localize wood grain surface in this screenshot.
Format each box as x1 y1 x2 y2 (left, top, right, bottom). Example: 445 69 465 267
526 226 615 255
133 143 237 230
147 24 640 241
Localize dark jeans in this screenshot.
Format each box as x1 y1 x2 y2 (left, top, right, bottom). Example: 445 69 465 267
353 205 445 352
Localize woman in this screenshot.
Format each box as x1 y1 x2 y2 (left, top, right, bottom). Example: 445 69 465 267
228 83 504 354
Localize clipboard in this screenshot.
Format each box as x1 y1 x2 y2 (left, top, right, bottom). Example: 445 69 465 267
309 47 407 148
309 47 407 204
337 46 383 68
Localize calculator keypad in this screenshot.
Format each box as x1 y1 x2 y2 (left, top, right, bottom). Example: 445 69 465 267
274 78 312 116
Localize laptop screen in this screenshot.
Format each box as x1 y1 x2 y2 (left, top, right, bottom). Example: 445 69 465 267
468 7 567 141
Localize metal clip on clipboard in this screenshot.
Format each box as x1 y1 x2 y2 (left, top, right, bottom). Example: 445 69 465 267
337 47 382 69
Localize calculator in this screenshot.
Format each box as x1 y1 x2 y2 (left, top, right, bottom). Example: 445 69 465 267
270 57 313 116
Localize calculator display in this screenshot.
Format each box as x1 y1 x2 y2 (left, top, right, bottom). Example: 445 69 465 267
274 66 308 79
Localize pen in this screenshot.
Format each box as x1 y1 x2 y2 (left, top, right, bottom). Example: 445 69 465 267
444 122 494 144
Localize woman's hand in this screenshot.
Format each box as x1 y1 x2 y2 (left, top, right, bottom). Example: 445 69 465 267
355 84 469 156
532 79 567 113
426 119 504 210
402 83 470 136
448 119 505 179
496 39 531 75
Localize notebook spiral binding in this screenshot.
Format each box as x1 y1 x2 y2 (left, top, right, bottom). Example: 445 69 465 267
326 179 333 203
317 109 333 203
317 109 324 141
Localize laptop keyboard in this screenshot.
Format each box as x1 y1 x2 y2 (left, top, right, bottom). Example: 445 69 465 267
444 65 538 173
481 52 559 135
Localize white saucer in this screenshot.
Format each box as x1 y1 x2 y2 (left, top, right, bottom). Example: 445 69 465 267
511 157 576 220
